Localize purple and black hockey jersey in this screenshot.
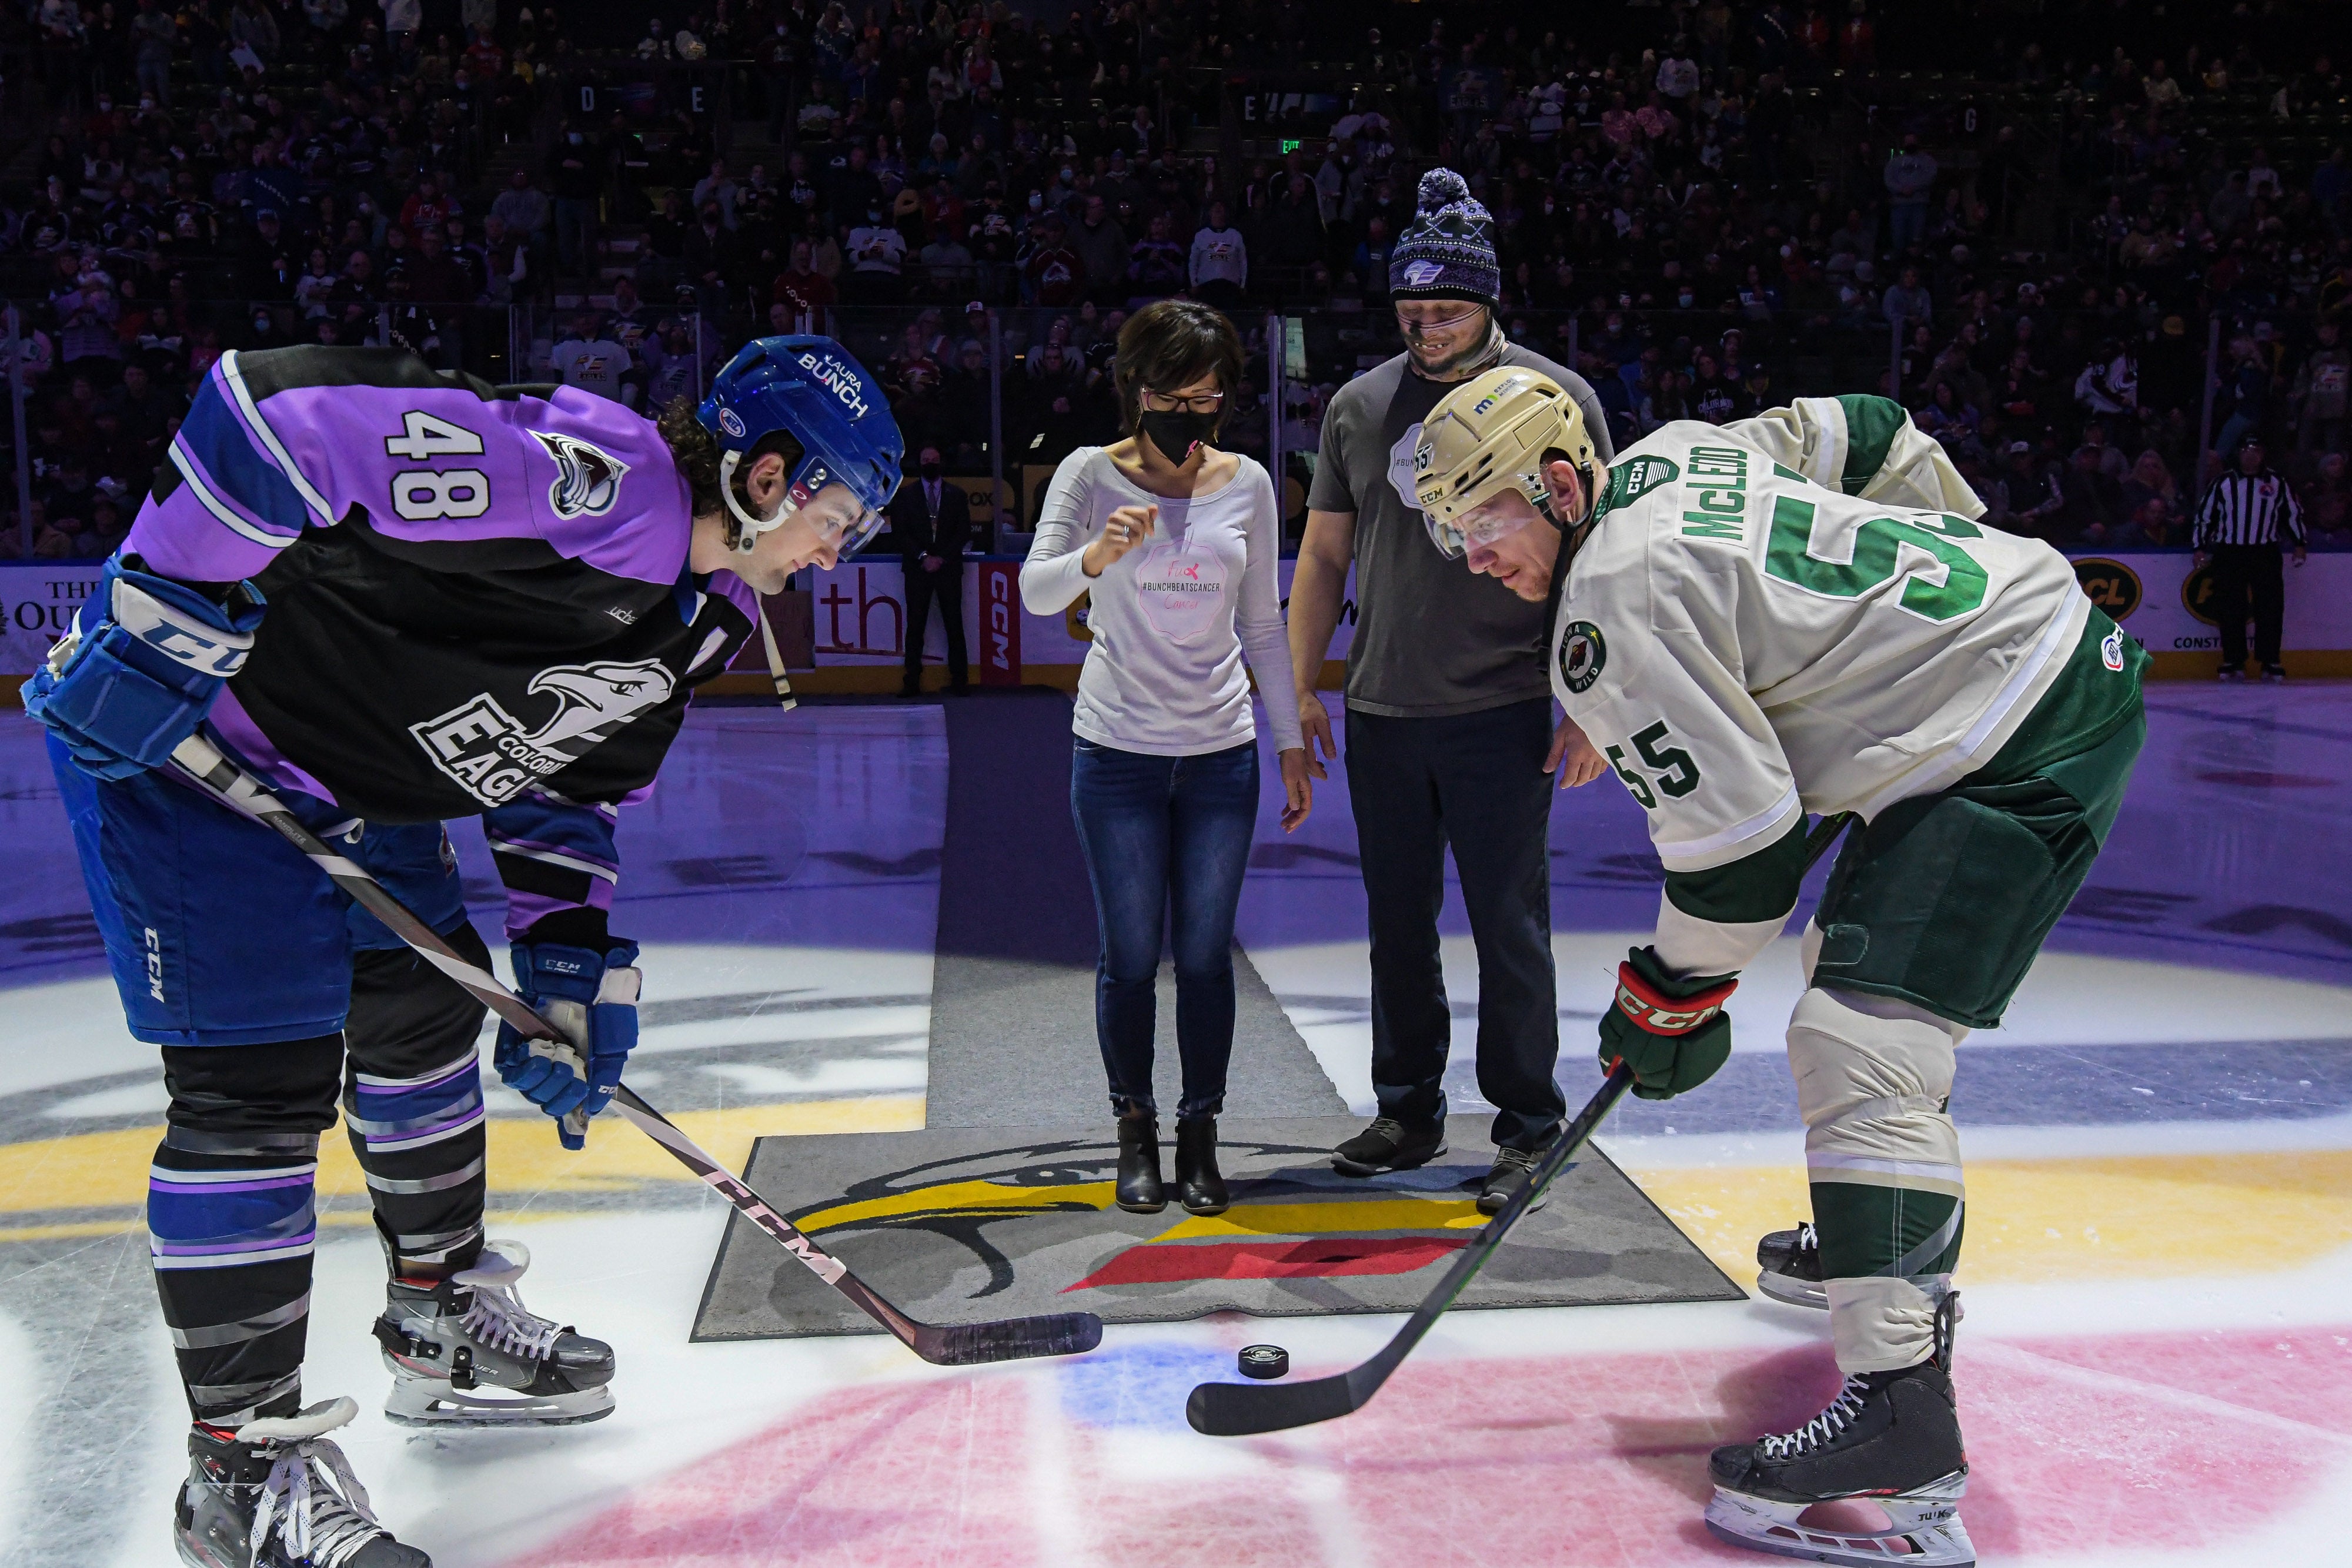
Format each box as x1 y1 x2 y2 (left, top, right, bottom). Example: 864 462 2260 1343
126 345 763 936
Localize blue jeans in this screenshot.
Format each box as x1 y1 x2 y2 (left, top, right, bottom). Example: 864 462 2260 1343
1069 737 1259 1119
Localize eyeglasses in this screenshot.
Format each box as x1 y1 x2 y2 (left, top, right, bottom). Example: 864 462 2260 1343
1396 305 1485 338
1140 388 1225 414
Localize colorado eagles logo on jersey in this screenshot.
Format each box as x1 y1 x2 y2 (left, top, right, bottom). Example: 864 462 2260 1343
1559 621 1606 693
531 430 630 519
408 658 677 806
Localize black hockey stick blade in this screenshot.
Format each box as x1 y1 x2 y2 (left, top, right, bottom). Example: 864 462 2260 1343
914 1313 1105 1365
1187 1062 1636 1436
168 733 1101 1369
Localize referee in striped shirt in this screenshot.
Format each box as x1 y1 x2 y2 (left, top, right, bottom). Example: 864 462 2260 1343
2194 433 2307 681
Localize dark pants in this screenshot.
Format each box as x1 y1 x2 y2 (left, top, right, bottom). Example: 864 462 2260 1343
903 563 968 689
1343 698 1566 1151
2209 543 2286 670
1069 738 1259 1119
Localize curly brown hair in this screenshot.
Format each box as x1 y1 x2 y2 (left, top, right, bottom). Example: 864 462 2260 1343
654 396 805 529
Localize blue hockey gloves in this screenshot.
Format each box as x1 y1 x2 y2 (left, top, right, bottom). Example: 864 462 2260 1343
1596 945 1737 1101
22 555 266 780
495 938 641 1149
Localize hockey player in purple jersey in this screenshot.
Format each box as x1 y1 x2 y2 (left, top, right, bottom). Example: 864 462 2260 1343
23 337 902 1568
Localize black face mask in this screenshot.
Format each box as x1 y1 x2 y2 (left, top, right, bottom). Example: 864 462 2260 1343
1139 407 1218 464
919 460 943 480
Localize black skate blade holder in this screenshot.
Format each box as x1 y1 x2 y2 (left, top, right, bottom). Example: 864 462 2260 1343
169 732 1103 1370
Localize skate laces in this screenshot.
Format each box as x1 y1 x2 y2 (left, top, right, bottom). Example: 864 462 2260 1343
1796 1221 1818 1253
458 1276 563 1362
1760 1375 1871 1460
245 1429 390 1568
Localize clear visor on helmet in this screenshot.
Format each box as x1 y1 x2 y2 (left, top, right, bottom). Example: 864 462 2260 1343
1424 484 1543 560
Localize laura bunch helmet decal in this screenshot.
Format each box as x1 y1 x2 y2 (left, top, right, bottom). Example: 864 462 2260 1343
696 335 906 554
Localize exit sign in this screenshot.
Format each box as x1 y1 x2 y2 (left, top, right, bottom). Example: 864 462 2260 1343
1281 138 1302 152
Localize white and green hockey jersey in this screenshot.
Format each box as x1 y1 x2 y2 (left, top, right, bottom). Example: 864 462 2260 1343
1551 395 2090 977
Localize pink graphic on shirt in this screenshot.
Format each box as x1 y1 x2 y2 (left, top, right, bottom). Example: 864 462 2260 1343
1132 537 1229 643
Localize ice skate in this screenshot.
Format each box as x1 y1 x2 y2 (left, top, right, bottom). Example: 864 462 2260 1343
1705 1299 1972 1567
175 1395 429 1568
1756 1221 1827 1309
373 1240 616 1427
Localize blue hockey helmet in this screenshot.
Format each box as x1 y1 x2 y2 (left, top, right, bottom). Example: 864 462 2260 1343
695 335 904 555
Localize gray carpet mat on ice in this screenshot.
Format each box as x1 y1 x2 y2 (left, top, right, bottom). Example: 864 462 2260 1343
691 1113 1742 1341
924 689 1347 1126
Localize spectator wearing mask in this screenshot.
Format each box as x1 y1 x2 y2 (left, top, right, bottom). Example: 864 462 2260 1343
1188 201 1248 312
2196 433 2307 681
1021 299 1310 1216
887 444 974 696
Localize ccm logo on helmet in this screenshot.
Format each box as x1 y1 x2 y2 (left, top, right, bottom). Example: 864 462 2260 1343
797 352 872 419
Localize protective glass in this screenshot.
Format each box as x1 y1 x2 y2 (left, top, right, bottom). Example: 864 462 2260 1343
1424 487 1540 560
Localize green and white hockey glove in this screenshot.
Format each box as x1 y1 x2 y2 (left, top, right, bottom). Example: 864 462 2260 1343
1597 945 1736 1101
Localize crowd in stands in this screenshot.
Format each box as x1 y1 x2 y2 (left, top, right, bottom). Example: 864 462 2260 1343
0 0 2346 560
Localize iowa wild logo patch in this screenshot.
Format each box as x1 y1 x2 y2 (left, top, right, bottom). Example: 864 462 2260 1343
1559 621 1606 693
532 430 630 518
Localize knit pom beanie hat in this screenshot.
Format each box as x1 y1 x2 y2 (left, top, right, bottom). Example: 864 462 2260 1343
1388 169 1500 304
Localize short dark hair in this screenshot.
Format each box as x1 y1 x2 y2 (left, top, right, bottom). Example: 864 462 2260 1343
1114 297 1243 439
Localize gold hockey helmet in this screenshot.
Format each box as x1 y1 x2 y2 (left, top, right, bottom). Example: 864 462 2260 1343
1412 366 1599 558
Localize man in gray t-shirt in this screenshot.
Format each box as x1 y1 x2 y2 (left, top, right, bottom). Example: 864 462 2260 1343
1288 170 1612 1212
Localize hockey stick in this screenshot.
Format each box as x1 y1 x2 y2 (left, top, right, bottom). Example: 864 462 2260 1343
165 731 1101 1368
1187 811 1859 1436
1186 1059 1634 1436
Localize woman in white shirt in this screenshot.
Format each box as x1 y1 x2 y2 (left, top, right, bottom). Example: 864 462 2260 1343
1021 299 1311 1218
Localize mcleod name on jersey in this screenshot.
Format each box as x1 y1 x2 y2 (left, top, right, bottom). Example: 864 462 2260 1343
126 346 760 825
1553 396 2086 879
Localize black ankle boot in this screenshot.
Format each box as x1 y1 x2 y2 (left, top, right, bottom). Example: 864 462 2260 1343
1172 1116 1229 1215
1115 1115 1165 1212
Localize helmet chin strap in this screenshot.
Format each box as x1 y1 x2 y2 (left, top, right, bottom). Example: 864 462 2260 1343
720 449 797 553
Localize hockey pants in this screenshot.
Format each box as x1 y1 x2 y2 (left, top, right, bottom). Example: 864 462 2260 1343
1793 626 2146 1373
50 737 490 1425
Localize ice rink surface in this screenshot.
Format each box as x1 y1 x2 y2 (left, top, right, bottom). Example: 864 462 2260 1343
4 684 2349 1567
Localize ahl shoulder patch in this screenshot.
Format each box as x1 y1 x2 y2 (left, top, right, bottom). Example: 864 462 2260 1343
1559 621 1607 694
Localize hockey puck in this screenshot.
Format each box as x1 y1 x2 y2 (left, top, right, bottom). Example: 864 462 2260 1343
1238 1344 1288 1380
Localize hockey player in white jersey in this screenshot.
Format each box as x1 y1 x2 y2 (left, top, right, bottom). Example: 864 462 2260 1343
1412 368 2149 1567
